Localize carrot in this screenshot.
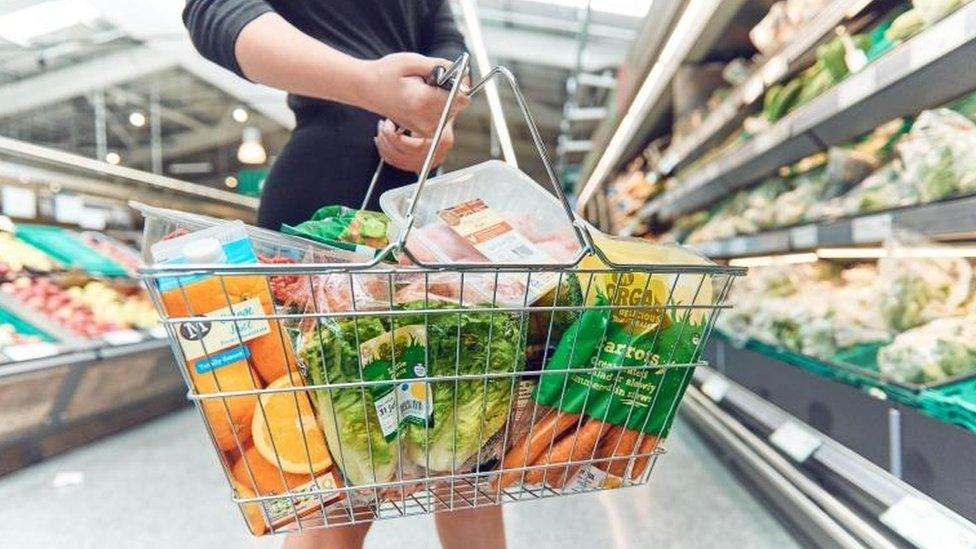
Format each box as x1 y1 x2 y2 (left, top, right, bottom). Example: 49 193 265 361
492 409 580 490
628 435 660 480
602 428 641 477
525 419 604 486
549 464 581 489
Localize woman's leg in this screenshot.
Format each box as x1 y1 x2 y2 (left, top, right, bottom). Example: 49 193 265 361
434 506 506 549
282 522 372 549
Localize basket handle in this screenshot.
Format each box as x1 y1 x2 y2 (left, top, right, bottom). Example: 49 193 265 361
383 53 597 269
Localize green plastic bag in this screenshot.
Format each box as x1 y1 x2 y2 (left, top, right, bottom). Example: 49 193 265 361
281 205 389 257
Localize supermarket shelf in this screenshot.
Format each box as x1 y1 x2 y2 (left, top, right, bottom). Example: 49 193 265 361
658 0 862 175
702 339 976 525
0 136 258 222
643 2 976 222
0 338 183 476
576 0 751 206
687 194 976 258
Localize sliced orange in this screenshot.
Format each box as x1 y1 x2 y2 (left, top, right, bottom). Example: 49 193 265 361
252 375 332 474
231 478 268 536
232 445 314 495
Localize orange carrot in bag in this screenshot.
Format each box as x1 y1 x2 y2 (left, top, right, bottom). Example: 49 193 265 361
596 427 641 477
526 419 604 486
493 409 580 489
629 435 660 480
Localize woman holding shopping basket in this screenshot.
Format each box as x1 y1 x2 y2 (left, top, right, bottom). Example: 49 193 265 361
182 1 503 548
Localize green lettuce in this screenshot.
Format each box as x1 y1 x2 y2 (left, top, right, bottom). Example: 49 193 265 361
300 300 525 485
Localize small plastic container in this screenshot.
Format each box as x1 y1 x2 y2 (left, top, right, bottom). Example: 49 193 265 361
379 160 581 262
379 160 583 306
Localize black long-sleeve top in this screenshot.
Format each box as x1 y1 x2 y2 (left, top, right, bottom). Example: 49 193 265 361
181 0 468 229
183 0 466 120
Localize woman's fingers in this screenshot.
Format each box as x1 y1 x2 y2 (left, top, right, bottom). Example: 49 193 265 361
375 119 454 173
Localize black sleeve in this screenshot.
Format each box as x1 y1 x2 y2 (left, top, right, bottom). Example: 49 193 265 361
423 0 468 62
183 0 274 78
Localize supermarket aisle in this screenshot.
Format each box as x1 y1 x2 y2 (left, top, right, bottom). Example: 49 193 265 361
0 409 799 549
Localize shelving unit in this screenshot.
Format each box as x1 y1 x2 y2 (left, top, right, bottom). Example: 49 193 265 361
698 340 976 525
645 1 976 222
688 193 976 258
0 142 256 474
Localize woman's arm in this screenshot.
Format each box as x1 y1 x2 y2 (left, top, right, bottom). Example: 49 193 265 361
182 0 467 135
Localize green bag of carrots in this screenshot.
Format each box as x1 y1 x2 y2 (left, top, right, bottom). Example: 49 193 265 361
495 233 715 491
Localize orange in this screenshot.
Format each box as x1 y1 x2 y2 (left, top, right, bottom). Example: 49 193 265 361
250 321 298 385
232 445 314 495
190 358 259 452
252 375 332 474
230 478 268 536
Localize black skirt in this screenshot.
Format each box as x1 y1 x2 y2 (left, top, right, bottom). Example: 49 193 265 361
257 105 418 230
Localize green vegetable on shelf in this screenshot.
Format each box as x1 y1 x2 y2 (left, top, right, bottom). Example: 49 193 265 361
885 9 925 43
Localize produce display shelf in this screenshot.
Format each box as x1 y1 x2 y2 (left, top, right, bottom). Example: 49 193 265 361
685 193 976 258
0 338 184 476
701 339 976 525
657 0 862 175
578 0 752 189
640 2 976 222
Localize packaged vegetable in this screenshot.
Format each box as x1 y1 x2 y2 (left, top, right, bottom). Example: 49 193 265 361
298 298 526 493
878 314 976 384
497 233 713 489
282 205 390 259
897 109 976 203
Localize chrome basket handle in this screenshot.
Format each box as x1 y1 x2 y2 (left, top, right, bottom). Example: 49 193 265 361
386 53 597 270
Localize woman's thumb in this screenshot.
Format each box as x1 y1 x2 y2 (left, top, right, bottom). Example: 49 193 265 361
395 53 446 77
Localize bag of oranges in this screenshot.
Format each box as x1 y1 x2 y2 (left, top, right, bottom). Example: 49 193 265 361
150 222 345 534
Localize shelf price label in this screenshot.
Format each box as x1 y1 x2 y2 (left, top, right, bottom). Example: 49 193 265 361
102 329 145 346
852 213 892 243
727 237 749 256
838 65 877 109
3 342 59 362
700 374 731 404
790 225 818 249
769 420 822 463
148 326 169 340
909 12 966 71
880 496 976 549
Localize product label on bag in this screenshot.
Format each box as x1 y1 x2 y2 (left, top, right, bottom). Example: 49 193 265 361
361 325 433 441
260 471 343 526
177 297 271 361
565 465 610 493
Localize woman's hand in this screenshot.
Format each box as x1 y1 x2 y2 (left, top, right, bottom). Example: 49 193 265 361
362 53 469 136
374 118 456 173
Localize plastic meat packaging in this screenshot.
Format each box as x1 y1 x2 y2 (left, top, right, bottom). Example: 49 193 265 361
379 160 582 306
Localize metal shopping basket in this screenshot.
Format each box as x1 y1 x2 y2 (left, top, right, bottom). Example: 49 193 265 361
139 54 746 536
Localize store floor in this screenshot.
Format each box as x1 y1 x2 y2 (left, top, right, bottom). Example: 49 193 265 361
0 409 799 549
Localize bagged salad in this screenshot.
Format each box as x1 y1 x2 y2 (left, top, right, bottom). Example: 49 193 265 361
282 205 390 259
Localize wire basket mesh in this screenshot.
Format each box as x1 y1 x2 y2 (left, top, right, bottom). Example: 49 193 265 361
137 54 745 535
142 262 741 535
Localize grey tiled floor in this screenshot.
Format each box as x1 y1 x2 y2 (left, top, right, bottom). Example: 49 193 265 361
0 409 800 548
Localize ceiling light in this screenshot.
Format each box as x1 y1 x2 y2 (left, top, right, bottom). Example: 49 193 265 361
237 127 267 165
232 107 249 123
224 176 238 189
104 152 121 165
0 0 99 47
128 111 146 128
728 253 819 267
524 0 654 17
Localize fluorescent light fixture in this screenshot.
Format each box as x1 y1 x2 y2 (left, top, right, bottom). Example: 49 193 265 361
237 127 267 165
728 253 819 267
104 151 121 165
232 107 249 123
128 111 146 128
523 0 655 17
457 0 517 167
0 0 99 47
576 0 720 209
818 246 976 259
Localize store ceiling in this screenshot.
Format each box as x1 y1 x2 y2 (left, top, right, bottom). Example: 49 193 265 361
0 0 642 192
